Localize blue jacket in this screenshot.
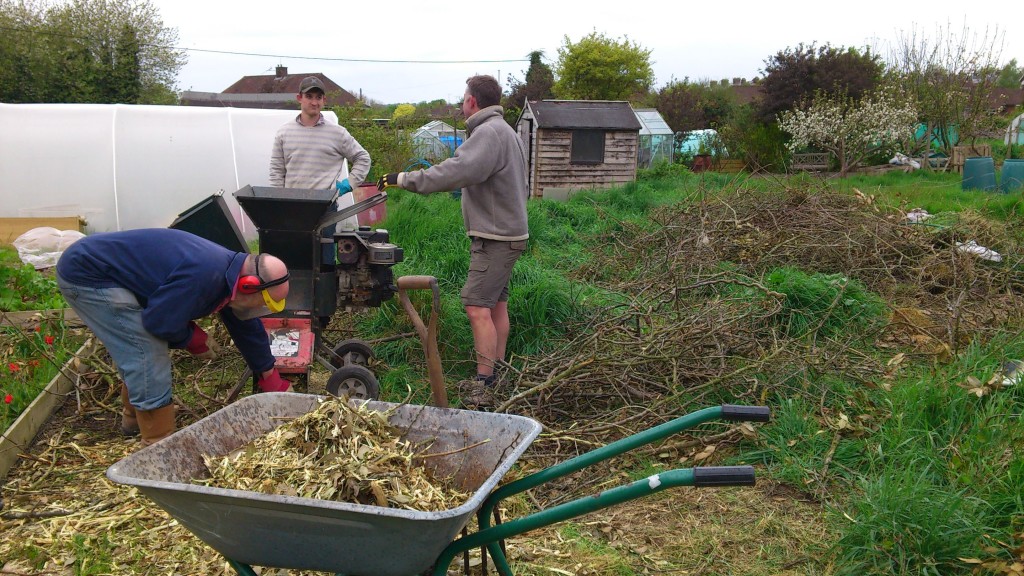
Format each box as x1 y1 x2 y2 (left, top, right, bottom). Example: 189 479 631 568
56 228 274 373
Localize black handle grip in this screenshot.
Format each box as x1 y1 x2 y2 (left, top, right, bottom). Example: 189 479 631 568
693 466 756 487
721 404 771 422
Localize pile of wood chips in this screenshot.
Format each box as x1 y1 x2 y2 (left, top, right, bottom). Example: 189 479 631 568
197 397 469 511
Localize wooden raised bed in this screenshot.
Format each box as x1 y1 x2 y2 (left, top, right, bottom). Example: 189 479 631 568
0 216 86 245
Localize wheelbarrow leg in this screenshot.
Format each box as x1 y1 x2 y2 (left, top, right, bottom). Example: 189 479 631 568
226 559 257 576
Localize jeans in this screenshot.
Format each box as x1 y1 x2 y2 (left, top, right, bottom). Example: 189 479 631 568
56 274 173 411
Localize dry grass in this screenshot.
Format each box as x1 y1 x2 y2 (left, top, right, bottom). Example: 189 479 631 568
1 386 832 576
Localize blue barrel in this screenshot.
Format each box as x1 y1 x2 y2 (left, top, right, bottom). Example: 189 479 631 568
963 157 997 191
1000 159 1024 193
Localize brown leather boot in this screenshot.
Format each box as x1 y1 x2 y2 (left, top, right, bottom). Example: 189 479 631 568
119 383 139 436
136 403 177 447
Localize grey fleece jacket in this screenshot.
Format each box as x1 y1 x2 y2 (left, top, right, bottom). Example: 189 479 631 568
399 106 529 241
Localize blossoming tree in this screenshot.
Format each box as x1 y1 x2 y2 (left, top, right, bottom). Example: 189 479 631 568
778 89 918 177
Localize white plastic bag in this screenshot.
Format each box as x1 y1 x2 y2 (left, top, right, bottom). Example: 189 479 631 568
12 227 85 269
956 240 1002 262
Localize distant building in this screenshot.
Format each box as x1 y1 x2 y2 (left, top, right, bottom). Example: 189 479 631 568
516 100 641 199
180 66 359 109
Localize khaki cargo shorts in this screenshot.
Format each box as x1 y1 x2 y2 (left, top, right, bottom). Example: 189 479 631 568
460 237 527 308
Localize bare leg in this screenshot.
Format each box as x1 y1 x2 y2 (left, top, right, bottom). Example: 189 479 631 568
465 304 497 376
492 301 510 369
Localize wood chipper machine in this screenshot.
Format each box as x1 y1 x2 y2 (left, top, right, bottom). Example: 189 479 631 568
230 184 403 399
170 186 403 401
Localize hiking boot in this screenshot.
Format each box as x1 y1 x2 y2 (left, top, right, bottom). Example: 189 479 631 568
458 379 495 410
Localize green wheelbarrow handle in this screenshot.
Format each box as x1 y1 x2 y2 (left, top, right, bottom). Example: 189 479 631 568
433 403 770 576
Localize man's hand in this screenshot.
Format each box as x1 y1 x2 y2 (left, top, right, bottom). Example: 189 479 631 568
258 368 293 392
336 178 353 194
376 173 400 191
185 321 218 360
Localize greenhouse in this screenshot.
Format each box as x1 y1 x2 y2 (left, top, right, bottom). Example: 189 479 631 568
634 108 674 168
411 120 465 163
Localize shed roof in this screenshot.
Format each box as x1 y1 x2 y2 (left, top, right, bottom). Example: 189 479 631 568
634 108 673 136
528 100 641 130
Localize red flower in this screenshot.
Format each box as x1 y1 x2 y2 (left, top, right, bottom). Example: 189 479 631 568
3 394 11 404
29 360 40 367
7 363 19 372
34 326 41 332
44 335 55 346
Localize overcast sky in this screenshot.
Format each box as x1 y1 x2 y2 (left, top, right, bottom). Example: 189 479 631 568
154 0 1023 105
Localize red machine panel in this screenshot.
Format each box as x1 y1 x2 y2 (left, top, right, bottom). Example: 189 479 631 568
262 317 315 374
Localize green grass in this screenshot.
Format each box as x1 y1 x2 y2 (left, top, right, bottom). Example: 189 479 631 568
763 267 887 339
830 169 1024 222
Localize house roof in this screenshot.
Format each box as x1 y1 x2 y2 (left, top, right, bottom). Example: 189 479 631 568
989 87 1024 114
634 108 673 136
222 69 358 107
528 100 641 130
179 91 300 110
729 84 763 106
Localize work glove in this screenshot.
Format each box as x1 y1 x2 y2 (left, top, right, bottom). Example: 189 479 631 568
335 178 353 195
185 321 218 360
376 173 400 191
257 368 293 392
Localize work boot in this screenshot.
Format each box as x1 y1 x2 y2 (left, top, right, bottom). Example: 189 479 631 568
136 403 177 447
458 379 495 410
119 383 139 436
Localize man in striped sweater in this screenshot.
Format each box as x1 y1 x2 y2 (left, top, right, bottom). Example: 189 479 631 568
269 76 371 233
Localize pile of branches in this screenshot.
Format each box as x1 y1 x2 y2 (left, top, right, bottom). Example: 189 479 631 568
497 185 1024 453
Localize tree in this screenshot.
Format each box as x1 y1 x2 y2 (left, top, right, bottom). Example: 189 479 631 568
778 88 918 177
0 0 185 104
993 58 1023 89
392 103 416 123
553 31 654 101
887 23 1006 157
758 43 883 123
504 50 554 111
653 79 735 133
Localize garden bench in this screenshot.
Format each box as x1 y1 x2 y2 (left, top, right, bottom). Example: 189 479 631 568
790 152 830 172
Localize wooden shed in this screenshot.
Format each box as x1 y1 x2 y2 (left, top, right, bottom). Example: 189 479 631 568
516 100 641 199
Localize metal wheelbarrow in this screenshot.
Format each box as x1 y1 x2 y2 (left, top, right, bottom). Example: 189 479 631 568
106 396 769 575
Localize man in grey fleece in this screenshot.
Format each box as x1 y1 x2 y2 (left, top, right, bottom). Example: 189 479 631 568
377 74 529 409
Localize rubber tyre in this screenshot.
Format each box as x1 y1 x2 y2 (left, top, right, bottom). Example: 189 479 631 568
326 364 380 400
329 339 375 368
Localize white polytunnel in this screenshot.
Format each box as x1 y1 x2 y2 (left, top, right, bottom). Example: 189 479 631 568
0 103 343 241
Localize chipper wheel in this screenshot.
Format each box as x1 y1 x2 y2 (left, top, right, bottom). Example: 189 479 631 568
326 364 380 400
328 339 375 368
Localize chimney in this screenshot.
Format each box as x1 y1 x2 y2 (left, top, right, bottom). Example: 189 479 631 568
275 66 287 78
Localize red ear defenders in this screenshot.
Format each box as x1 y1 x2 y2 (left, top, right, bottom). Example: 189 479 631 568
236 254 290 295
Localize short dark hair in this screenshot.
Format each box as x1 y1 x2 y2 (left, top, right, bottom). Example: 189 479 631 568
466 75 502 108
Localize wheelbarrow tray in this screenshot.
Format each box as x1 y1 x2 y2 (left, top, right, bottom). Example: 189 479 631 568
106 393 541 576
